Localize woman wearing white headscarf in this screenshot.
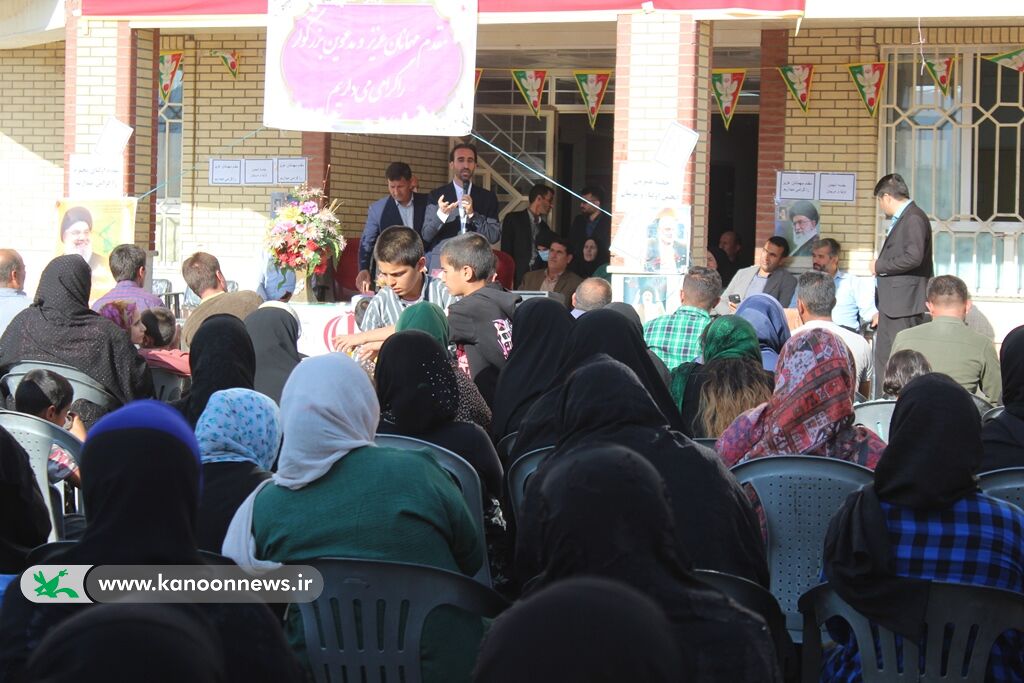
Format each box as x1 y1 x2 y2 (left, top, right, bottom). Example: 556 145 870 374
222 353 483 683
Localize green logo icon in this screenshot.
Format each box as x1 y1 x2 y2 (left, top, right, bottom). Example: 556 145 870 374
33 569 80 599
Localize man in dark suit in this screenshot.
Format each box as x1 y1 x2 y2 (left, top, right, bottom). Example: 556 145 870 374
872 172 933 392
422 142 501 271
500 182 554 286
357 161 429 293
567 185 611 265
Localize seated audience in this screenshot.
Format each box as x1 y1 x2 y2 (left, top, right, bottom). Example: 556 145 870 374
256 255 295 302
491 297 574 445
644 266 722 370
551 356 769 586
671 315 774 439
97 299 145 346
222 353 484 683
891 274 1001 404
982 325 1024 471
518 233 583 308
395 302 492 430
14 369 87 487
170 314 255 427
717 328 886 468
180 252 262 349
0 401 301 681
881 349 932 399
195 388 279 553
441 233 520 406
706 244 736 288
0 255 153 406
569 276 611 318
821 374 1024 681
0 249 29 337
516 445 781 681
735 292 792 372
716 236 797 315
570 237 610 279
138 307 189 376
810 238 877 333
606 301 673 386
91 243 164 313
0 425 50 575
473 577 681 683
244 302 304 405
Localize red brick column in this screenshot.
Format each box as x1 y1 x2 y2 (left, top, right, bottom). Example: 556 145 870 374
303 133 333 194
755 29 789 248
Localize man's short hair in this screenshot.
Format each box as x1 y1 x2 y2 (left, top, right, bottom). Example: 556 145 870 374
797 270 837 316
766 235 791 257
528 183 554 203
927 274 970 305
60 206 93 238
15 369 73 416
548 235 572 253
181 252 221 295
108 244 147 282
810 237 841 258
574 277 612 311
449 142 477 162
0 249 24 284
789 200 819 224
374 226 424 267
580 185 605 204
384 162 412 182
682 266 723 308
141 307 178 348
440 233 494 282
874 173 910 200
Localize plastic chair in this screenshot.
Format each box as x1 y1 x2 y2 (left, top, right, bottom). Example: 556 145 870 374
1 360 121 414
971 394 995 416
372 433 490 586
506 446 555 523
695 569 795 678
151 369 190 402
800 581 1024 682
27 541 233 566
853 399 897 442
495 431 517 466
978 467 1024 511
693 437 718 450
0 411 84 540
730 455 873 642
983 406 1005 423
298 558 507 683
150 278 172 296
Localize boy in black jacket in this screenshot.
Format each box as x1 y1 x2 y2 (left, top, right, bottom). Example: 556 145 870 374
440 233 521 406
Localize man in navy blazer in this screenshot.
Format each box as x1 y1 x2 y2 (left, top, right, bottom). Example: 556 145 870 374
871 172 934 391
422 142 502 271
357 161 429 293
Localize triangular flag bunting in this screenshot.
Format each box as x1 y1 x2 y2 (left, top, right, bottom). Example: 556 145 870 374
922 56 954 96
511 69 547 118
573 70 612 130
210 50 239 80
847 62 887 117
778 64 814 113
984 48 1024 73
711 69 745 130
158 51 184 102
475 69 483 92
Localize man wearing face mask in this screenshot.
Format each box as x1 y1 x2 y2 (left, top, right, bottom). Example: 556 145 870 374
519 232 582 308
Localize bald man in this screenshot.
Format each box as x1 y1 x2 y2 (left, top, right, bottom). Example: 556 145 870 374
0 249 29 335
571 277 612 318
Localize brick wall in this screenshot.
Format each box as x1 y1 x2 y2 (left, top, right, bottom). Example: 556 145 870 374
756 30 788 248
132 29 157 248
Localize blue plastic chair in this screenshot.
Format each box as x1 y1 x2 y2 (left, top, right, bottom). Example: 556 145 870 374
978 467 1024 512
505 446 555 524
1 360 120 414
853 399 896 442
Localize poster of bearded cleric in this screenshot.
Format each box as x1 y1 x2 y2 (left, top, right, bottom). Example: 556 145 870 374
56 199 138 303
775 198 822 259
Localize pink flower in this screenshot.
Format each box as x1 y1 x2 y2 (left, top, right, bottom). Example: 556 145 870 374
300 201 318 215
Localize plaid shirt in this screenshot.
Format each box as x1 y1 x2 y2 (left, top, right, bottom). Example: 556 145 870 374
823 493 1024 682
643 305 711 370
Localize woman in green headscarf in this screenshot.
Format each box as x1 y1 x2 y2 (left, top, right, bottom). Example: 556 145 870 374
670 315 773 439
396 302 492 430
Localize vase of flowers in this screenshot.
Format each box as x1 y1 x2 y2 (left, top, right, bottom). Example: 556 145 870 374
265 185 345 303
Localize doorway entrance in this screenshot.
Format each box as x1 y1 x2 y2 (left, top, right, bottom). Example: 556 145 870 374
709 113 759 269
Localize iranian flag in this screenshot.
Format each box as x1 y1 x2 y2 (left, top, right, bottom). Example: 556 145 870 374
573 70 612 129
778 64 814 113
711 69 745 130
922 56 954 96
848 62 886 117
985 48 1024 73
511 69 548 118
158 51 184 102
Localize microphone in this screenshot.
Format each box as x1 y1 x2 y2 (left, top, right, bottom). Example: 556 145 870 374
459 180 470 233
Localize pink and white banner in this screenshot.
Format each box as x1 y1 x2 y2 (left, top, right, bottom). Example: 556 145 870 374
264 0 478 135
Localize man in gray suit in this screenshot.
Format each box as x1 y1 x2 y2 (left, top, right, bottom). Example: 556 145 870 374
716 236 798 315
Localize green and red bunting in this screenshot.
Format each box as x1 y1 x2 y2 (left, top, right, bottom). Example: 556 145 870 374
778 64 814 113
511 69 547 118
475 68 483 92
922 56 955 96
158 50 184 102
847 62 887 117
711 69 745 130
985 48 1024 73
573 70 612 130
209 50 239 79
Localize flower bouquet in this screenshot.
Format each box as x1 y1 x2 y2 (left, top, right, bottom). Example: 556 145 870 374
265 185 345 301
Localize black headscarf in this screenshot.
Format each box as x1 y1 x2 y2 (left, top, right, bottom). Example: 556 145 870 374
708 245 738 286
570 236 610 278
546 355 769 586
981 325 1024 470
171 314 255 427
0 426 51 572
517 444 781 681
823 373 982 639
244 306 304 405
375 330 459 434
510 309 683 458
605 301 672 385
1000 325 1024 419
473 576 681 683
491 297 574 440
0 255 152 404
